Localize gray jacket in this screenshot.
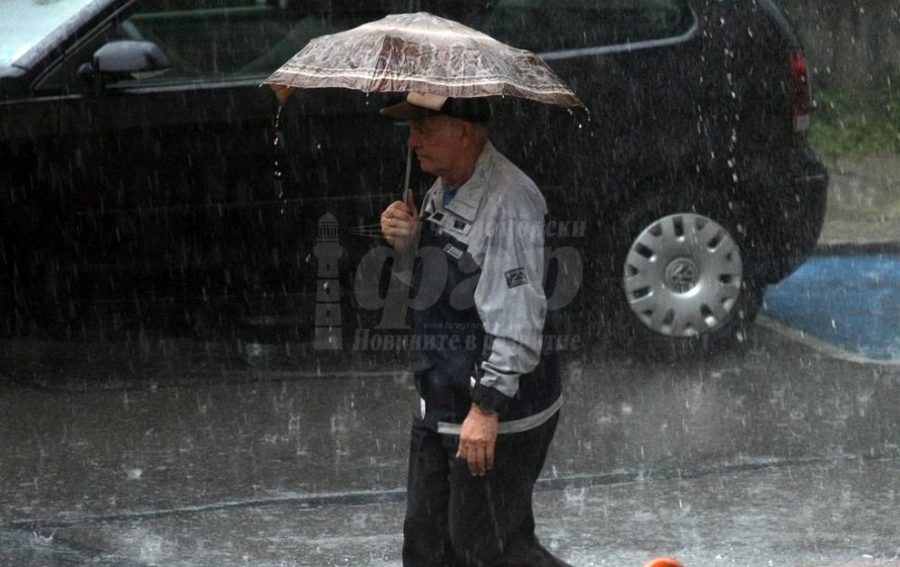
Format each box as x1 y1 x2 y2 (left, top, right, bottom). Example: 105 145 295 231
411 142 562 434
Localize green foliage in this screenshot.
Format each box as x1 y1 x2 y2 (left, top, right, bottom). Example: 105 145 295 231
811 84 900 158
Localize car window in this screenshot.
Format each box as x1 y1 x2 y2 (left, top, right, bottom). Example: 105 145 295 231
110 0 411 83
426 0 692 53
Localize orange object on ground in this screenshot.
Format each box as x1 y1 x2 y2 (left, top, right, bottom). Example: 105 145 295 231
642 559 684 567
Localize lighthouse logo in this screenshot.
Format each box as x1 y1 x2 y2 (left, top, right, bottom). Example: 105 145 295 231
313 213 343 350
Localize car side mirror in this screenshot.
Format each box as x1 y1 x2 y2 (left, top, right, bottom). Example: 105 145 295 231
78 40 172 86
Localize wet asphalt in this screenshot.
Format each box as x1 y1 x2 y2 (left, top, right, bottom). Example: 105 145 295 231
1 308 900 567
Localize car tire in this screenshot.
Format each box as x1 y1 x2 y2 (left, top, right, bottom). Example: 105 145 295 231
610 194 764 357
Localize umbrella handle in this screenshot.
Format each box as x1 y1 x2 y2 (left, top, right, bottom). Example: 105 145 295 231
402 146 412 203
391 145 416 287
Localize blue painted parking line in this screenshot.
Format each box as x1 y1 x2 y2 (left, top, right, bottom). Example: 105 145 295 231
762 255 900 361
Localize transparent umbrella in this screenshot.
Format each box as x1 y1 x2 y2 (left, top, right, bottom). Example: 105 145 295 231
264 11 583 108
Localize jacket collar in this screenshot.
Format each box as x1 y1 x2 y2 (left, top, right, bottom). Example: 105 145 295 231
438 141 495 223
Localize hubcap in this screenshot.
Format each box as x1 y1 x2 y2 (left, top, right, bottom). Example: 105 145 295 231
623 213 743 337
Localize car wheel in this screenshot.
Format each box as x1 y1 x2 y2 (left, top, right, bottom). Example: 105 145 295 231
614 201 763 356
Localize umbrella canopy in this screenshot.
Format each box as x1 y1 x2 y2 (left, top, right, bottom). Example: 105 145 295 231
264 11 583 108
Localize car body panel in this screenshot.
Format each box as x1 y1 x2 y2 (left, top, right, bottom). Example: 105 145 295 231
1 0 828 341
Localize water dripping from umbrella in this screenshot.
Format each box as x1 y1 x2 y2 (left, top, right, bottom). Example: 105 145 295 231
273 104 286 215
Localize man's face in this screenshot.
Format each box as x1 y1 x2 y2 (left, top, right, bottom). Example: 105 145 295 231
407 115 466 179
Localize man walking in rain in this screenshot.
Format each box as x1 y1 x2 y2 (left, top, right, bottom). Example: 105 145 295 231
380 92 572 567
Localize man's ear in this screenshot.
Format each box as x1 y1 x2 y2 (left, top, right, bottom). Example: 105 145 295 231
459 120 477 143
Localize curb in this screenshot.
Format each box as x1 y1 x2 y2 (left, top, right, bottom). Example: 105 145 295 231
814 241 900 255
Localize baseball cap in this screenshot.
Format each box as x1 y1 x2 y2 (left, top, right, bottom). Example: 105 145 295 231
381 92 491 123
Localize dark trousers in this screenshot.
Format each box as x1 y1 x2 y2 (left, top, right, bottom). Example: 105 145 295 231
402 412 573 567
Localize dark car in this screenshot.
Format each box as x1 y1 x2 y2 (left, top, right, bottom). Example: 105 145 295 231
0 0 827 355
